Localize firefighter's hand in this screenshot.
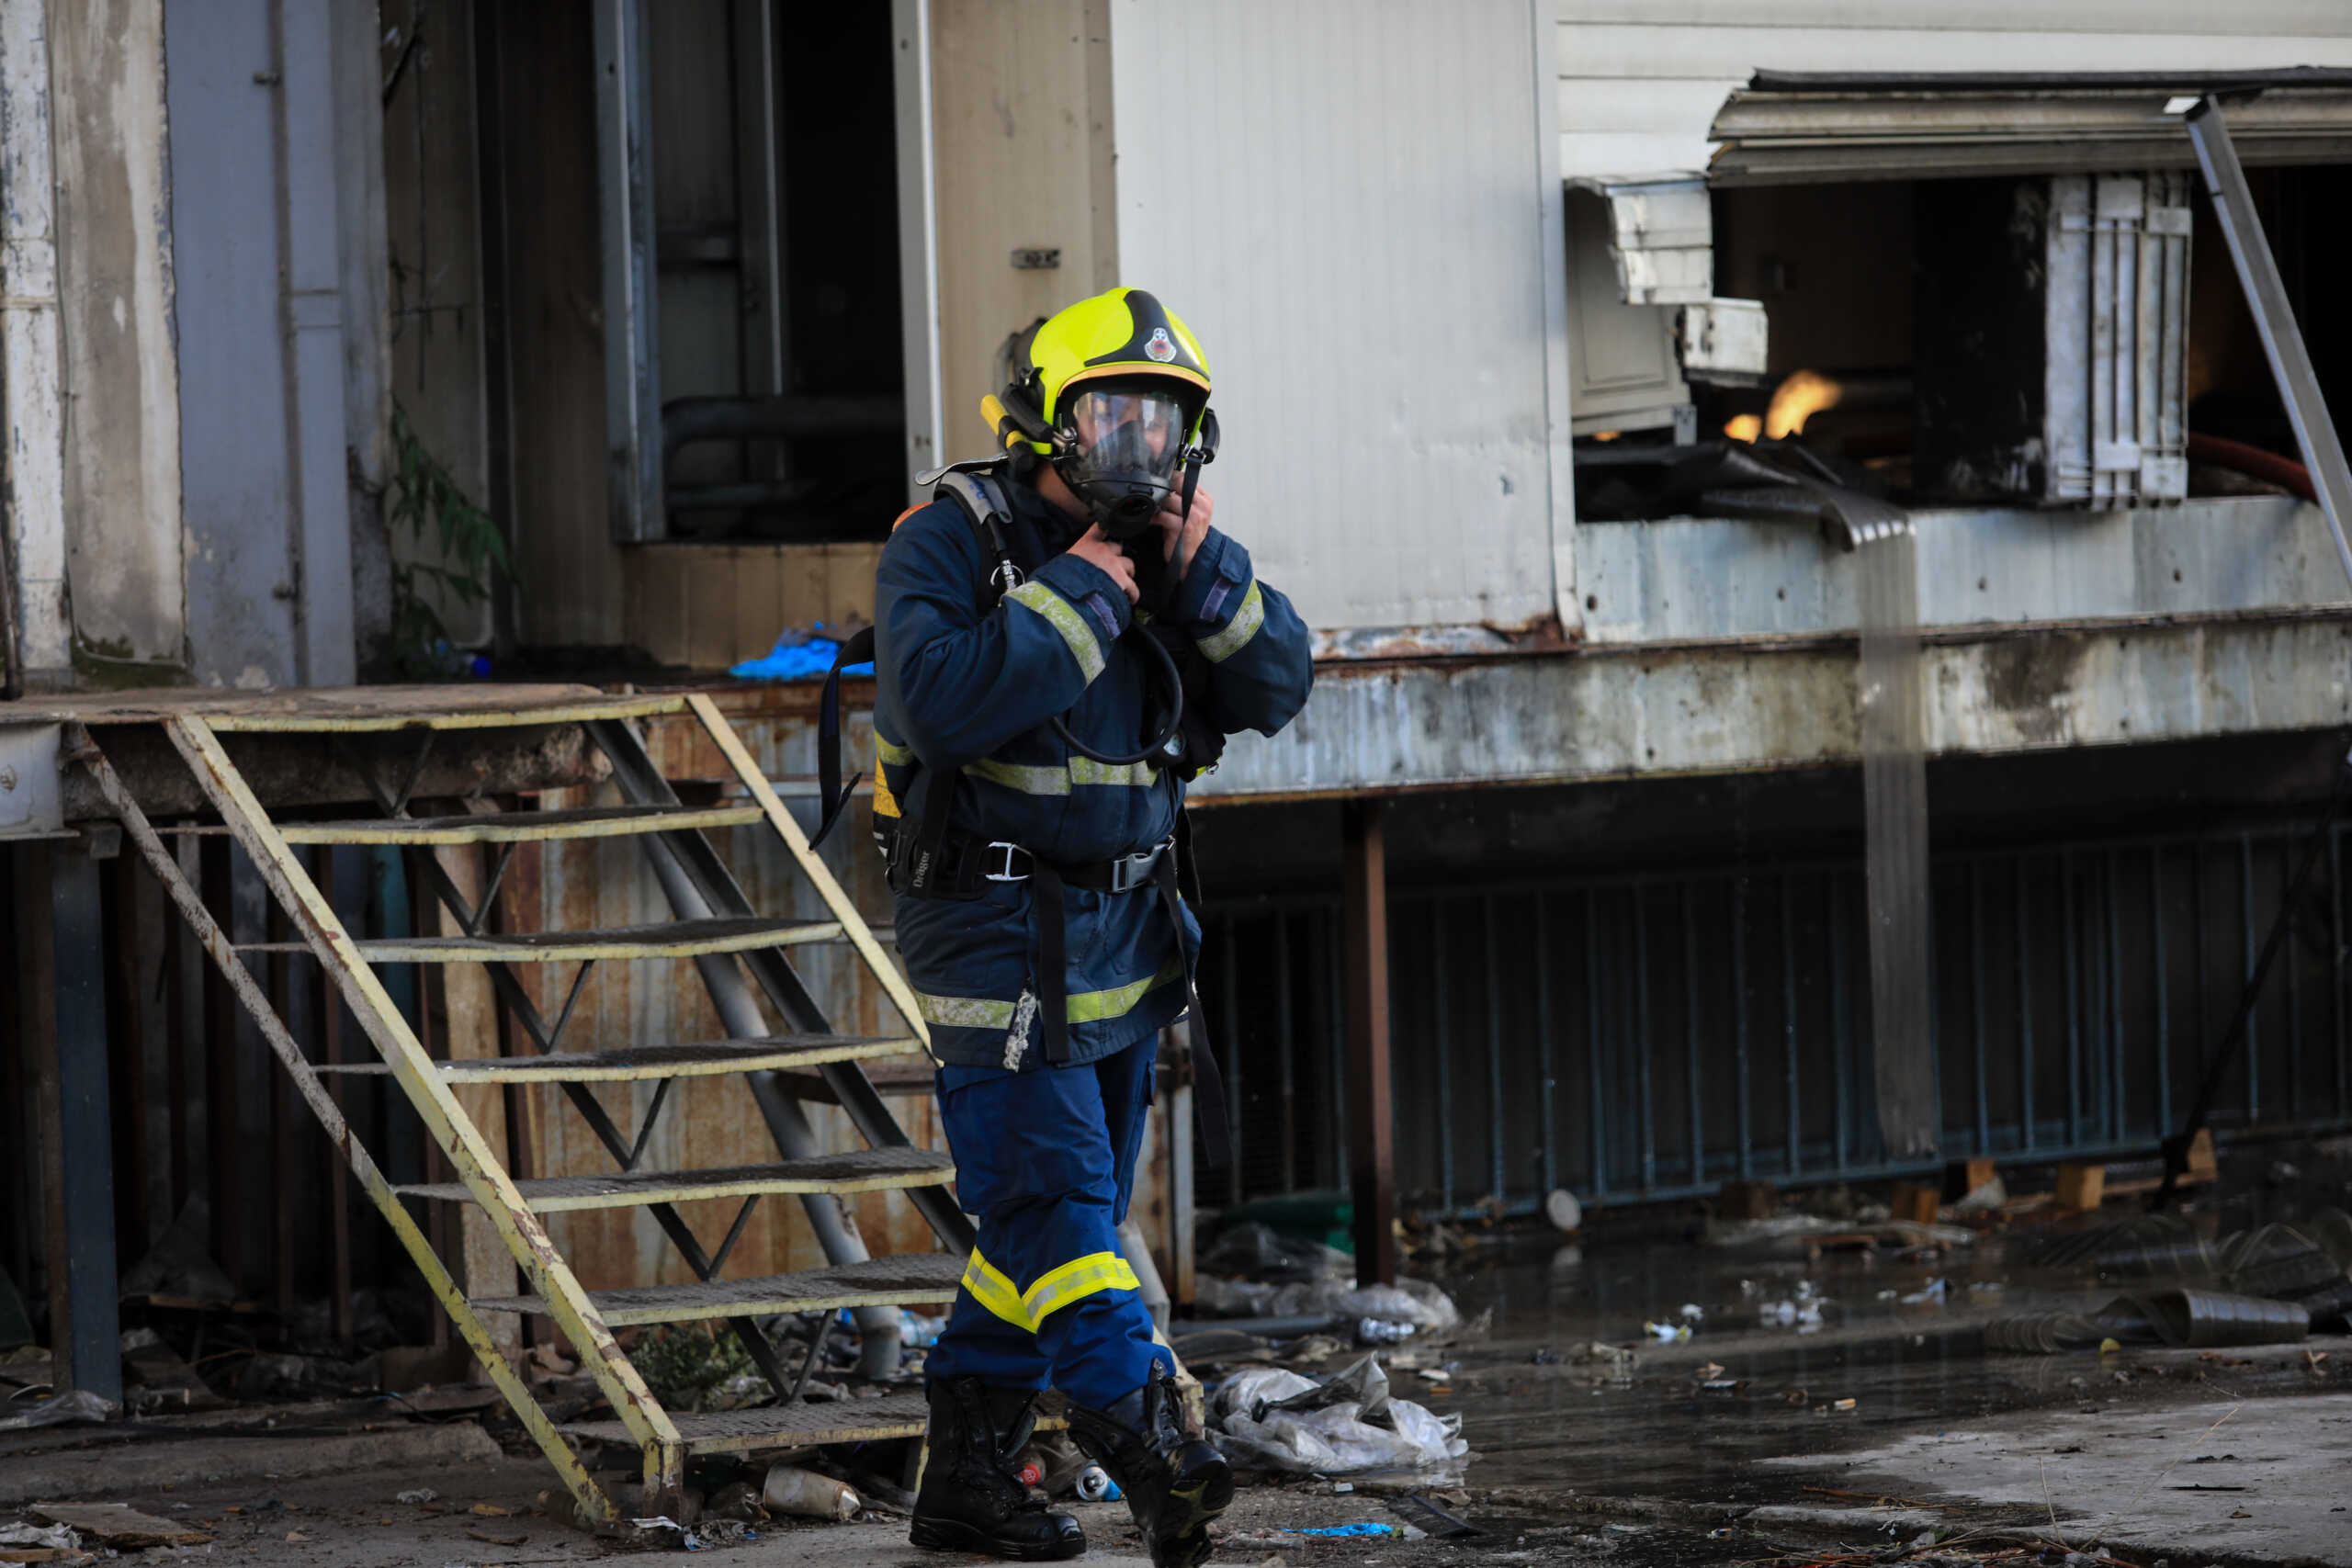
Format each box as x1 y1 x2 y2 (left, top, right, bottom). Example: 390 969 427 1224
1158 486 1212 580
1067 525 1139 604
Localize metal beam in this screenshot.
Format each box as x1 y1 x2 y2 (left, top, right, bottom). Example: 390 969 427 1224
28 840 120 1402
1341 801 1396 1287
593 0 662 541
2185 96 2352 592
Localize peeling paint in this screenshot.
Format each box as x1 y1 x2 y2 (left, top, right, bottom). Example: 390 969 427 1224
50 0 186 666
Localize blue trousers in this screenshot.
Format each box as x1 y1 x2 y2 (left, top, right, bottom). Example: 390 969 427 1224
925 1038 1166 1411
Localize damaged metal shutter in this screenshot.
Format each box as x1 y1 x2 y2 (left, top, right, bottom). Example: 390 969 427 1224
1708 69 2352 186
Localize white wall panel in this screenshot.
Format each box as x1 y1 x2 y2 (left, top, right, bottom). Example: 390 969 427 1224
1109 0 1566 634
1556 6 2352 180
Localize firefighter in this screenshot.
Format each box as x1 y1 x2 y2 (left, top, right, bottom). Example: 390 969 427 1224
876 288 1312 1564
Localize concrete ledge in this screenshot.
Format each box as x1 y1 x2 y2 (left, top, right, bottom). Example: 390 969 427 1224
0 1420 503 1506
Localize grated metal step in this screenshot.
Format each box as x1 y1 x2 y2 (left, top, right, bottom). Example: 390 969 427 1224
766 1053 935 1102
273 803 764 845
472 1253 963 1325
560 1392 934 1455
203 690 685 733
241 915 840 964
311 1033 925 1083
393 1146 954 1212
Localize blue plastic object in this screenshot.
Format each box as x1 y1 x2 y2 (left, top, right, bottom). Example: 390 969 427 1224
1290 1524 1401 1539
729 623 872 682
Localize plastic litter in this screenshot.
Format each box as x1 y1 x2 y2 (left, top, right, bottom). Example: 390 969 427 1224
1544 1189 1583 1233
1211 1356 1469 1476
1988 1289 2307 1353
0 1522 78 1551
0 1387 115 1431
1075 1465 1119 1503
395 1488 441 1505
1200 1222 1354 1284
2128 1288 2310 1348
763 1464 862 1521
1945 1174 2008 1214
1644 1320 1691 1341
1357 1317 1417 1345
1290 1522 1403 1538
2220 1223 2343 1302
729 625 869 682
2309 1207 2352 1270
1388 1493 1480 1539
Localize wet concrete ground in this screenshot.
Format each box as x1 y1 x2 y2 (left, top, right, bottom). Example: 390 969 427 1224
9 1156 2351 1565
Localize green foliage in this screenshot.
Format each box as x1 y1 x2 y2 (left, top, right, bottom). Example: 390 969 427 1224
387 400 511 677
628 1323 759 1414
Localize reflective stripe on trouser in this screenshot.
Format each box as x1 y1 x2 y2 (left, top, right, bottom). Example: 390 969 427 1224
924 1037 1166 1409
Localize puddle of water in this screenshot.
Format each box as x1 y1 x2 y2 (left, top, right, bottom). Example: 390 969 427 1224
1417 1235 2109 1499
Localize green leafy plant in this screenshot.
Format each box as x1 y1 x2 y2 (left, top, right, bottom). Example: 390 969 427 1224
387 400 511 677
628 1323 759 1413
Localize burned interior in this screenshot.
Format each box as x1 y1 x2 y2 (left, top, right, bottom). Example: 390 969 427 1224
1569 73 2352 525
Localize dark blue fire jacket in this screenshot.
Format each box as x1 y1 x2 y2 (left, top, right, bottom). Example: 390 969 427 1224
872 474 1312 1069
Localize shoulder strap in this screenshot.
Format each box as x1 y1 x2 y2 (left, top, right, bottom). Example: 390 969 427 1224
812 626 876 848
933 468 1024 598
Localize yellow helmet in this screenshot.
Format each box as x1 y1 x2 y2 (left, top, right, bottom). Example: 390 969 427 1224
983 288 1218 537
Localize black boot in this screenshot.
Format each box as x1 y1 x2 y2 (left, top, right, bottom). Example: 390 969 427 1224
910 1378 1086 1561
1066 1365 1232 1568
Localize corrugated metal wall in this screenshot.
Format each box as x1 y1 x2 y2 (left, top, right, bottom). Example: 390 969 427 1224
1108 0 1573 636
1200 817 2352 1213
1555 0 2352 180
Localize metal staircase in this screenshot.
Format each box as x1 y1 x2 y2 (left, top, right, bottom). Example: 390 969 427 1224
62 690 967 1527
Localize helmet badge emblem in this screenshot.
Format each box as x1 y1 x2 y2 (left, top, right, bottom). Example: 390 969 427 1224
1144 327 1177 363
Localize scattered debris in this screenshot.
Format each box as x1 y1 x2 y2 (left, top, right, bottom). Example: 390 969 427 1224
0 1390 113 1432
1212 1355 1469 1476
0 1523 79 1553
394 1488 439 1505
27 1504 209 1550
1388 1493 1481 1538
762 1463 862 1521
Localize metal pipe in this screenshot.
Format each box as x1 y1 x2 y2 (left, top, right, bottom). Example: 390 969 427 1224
635 836 901 1379
1732 876 1751 1179
2185 97 2352 592
2018 857 2036 1151
2153 846 2171 1135
1585 888 1605 1198
1116 1216 1170 1334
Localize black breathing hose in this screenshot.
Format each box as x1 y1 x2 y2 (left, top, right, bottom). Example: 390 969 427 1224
1050 620 1183 765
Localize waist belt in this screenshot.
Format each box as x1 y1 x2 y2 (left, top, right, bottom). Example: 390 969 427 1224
887 828 1169 899
885 820 1231 1166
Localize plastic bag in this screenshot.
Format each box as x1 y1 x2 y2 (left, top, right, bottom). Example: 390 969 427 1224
1208 1356 1467 1475
1199 1223 1354 1284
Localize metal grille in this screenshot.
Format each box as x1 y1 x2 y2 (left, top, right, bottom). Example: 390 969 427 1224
1197 820 2352 1214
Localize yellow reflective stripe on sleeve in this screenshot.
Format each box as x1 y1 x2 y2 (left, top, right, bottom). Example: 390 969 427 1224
918 991 1017 1029
1194 579 1264 663
872 773 901 818
1022 1250 1143 1325
1067 955 1184 1024
874 735 914 765
1007 581 1106 682
962 1250 1033 1331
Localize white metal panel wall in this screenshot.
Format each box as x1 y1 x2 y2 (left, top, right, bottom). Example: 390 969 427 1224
1110 0 1567 635
1557 0 2352 179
